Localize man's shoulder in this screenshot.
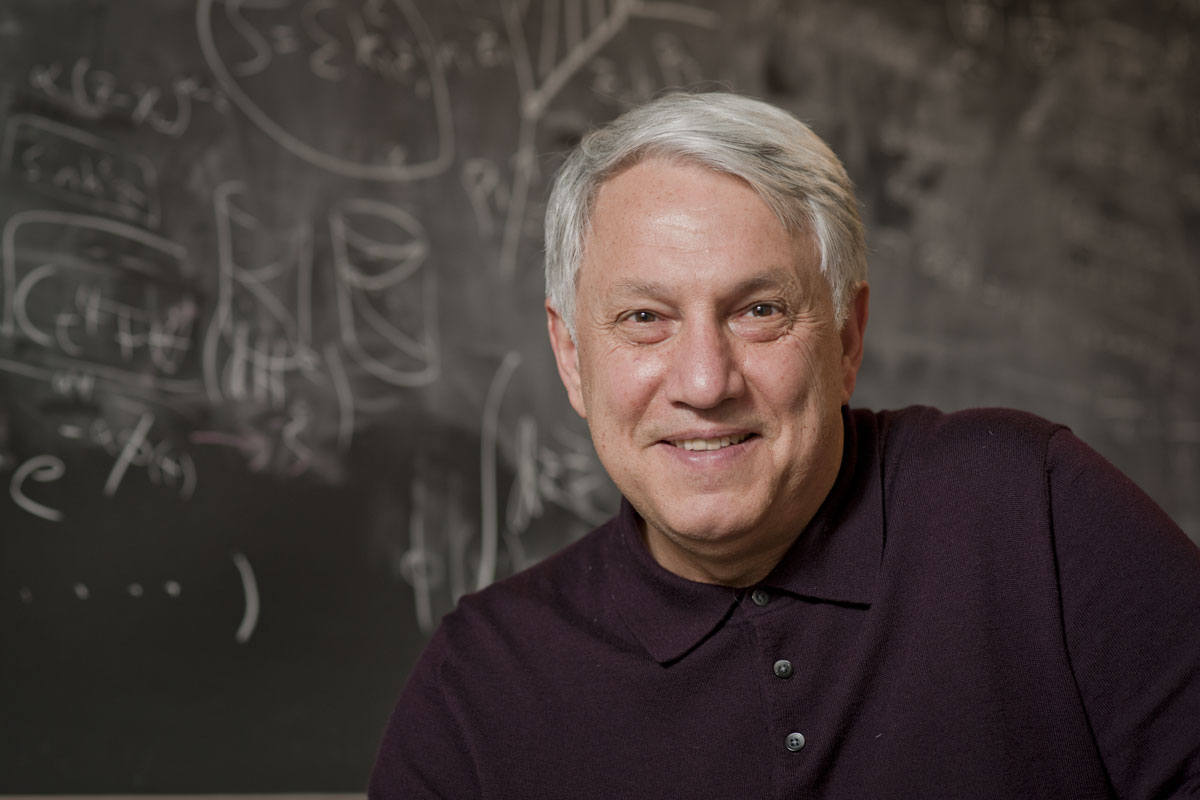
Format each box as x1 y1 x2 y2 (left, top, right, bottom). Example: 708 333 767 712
858 404 1065 469
863 403 1062 440
851 404 1069 524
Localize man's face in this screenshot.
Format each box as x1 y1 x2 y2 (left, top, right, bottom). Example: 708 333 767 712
547 158 868 585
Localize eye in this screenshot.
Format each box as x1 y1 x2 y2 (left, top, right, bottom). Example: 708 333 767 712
730 300 789 342
626 310 659 323
746 303 779 318
616 308 671 344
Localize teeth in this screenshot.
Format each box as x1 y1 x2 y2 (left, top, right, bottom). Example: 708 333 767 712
673 433 749 451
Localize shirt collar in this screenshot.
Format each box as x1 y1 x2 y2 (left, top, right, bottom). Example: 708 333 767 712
605 407 884 664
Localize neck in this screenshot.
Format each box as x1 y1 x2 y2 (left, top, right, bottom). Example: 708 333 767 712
642 526 798 587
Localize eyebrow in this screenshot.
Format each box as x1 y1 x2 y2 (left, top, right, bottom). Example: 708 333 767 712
608 270 796 301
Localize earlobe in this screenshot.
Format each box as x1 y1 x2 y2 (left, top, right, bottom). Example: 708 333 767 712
546 302 588 419
839 283 870 404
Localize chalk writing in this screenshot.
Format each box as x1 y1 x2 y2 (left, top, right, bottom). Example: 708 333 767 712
495 0 718 277
9 454 65 522
402 476 439 633
190 398 331 478
331 197 439 387
588 31 705 107
204 181 315 406
200 182 357 477
57 411 198 501
1 114 161 228
479 351 523 590
380 348 601 634
433 15 513 74
0 210 202 394
103 412 155 497
15 580 186 602
506 415 611 534
482 351 613 581
198 0 454 180
49 369 97 401
231 551 260 643
397 470 477 635
27 58 225 138
461 157 509 238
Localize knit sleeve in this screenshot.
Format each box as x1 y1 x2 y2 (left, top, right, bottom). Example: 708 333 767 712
368 626 480 800
1048 428 1200 799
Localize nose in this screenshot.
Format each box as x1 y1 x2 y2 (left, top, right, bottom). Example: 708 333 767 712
663 317 746 409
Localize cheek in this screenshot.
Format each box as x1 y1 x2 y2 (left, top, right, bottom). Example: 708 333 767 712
743 339 837 410
621 355 664 412
629 351 667 386
587 351 664 422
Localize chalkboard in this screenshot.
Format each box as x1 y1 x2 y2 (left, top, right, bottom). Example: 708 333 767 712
0 0 1196 793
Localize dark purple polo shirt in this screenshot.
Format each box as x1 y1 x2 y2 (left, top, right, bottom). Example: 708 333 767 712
370 406 1200 799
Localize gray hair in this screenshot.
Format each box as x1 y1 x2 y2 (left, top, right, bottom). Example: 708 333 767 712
544 91 867 336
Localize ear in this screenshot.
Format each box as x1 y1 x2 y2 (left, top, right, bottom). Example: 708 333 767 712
546 301 588 419
838 282 870 404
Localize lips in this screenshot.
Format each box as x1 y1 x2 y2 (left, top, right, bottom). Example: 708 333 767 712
669 433 752 451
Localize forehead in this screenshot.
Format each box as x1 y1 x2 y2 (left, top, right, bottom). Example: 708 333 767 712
590 158 773 236
579 159 818 294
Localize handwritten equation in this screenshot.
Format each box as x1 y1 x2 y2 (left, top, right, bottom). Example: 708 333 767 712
1 0 728 640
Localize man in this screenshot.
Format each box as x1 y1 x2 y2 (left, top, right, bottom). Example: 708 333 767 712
371 92 1200 798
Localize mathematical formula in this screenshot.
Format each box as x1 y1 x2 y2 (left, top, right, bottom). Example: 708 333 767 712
1 0 721 641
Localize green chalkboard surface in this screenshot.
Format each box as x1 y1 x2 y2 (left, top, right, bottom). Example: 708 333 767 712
1 0 1196 792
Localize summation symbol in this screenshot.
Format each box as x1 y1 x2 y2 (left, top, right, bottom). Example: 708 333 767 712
197 0 454 181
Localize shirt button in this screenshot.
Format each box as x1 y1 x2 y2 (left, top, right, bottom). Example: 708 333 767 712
773 659 793 679
751 589 770 606
785 732 806 752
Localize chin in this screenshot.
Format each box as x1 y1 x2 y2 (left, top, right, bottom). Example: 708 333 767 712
650 499 765 544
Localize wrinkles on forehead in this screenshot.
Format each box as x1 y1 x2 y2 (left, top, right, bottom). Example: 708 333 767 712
584 159 818 269
604 270 811 305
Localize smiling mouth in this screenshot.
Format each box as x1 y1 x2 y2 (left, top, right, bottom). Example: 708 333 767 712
669 433 753 451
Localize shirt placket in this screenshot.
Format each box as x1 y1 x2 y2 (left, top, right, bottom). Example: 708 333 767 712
742 585 822 799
